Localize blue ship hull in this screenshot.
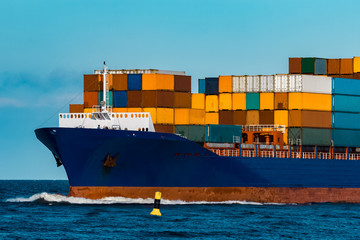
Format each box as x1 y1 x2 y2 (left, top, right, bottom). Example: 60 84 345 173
35 127 360 203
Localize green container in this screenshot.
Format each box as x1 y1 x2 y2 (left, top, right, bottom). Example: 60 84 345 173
301 58 315 74
189 125 206 142
175 125 189 139
289 127 331 146
246 93 260 110
206 124 242 143
99 91 113 106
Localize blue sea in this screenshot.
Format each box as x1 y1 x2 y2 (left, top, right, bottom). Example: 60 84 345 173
2 180 360 239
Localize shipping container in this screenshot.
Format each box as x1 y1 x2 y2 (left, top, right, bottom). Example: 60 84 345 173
332 95 360 112
174 92 191 108
259 110 274 124
233 111 246 125
205 95 219 112
292 75 332 94
127 91 142 107
154 124 174 134
289 58 302 74
247 75 260 92
174 108 190 125
246 93 260 110
198 79 205 93
175 125 189 138
127 74 142 90
246 110 259 125
141 91 174 108
127 108 142 112
274 110 288 127
232 76 246 93
205 77 219 95
189 125 206 142
189 109 205 125
219 93 232 110
84 91 99 108
301 58 315 74
332 112 360 130
219 110 233 125
191 93 205 109
232 93 246 110
111 91 126 107
142 74 174 91
143 107 156 123
288 128 331 146
100 91 114 106
205 112 219 124
112 74 127 91
205 124 242 143
315 58 327 75
288 110 331 128
174 75 191 92
84 75 101 91
260 75 274 92
332 129 360 147
260 93 274 110
274 93 288 110
327 59 340 75
332 78 360 96
156 108 174 124
354 57 360 73
340 58 353 74
289 93 332 111
219 76 232 93
69 104 84 113
274 75 288 92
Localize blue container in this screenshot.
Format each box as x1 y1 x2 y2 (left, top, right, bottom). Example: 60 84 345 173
333 95 360 112
333 78 360 96
205 124 242 143
333 112 360 130
333 129 360 147
314 58 327 75
198 79 205 93
205 77 219 95
113 91 127 107
98 91 113 106
246 93 260 110
127 74 142 90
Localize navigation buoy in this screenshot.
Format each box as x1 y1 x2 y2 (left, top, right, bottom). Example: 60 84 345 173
150 191 162 216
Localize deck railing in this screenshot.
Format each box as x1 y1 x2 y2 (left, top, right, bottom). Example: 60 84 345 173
209 149 360 160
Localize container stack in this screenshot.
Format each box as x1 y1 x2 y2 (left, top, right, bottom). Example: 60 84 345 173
289 57 360 79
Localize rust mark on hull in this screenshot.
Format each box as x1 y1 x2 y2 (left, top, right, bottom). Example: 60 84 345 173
69 186 360 204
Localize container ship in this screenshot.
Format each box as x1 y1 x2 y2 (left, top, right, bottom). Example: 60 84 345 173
35 57 360 203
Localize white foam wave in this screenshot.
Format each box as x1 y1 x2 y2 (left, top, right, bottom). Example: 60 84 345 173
6 192 285 205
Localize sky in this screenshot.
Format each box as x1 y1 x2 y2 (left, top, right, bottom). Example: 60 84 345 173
1 0 360 179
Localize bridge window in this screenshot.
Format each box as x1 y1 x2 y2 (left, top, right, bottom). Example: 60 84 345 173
146 128 148 131
131 114 134 118
71 114 73 119
120 114 123 118
112 114 115 118
81 114 84 118
89 114 92 118
146 114 148 118
60 114 62 118
116 114 119 118
125 114 128 118
142 114 145 118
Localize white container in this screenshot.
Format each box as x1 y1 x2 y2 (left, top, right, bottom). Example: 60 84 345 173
300 75 332 94
289 75 302 92
274 75 289 92
260 75 274 92
246 75 260 92
232 76 246 92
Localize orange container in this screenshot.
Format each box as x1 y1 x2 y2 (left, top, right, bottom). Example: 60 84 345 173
289 58 302 74
288 110 331 128
142 74 174 90
219 93 232 110
205 95 219 112
174 109 190 125
205 112 219 124
189 109 205 125
246 110 259 125
233 111 246 125
218 76 232 93
174 92 191 108
191 94 205 109
113 108 128 113
340 58 353 74
84 92 99 108
84 75 101 91
327 59 340 75
274 93 288 110
156 108 174 124
69 104 84 113
232 93 246 110
219 111 234 125
112 74 127 90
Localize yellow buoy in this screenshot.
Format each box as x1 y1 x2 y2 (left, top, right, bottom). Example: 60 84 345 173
150 191 162 216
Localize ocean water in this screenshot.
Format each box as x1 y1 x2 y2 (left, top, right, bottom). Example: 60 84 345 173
2 181 360 239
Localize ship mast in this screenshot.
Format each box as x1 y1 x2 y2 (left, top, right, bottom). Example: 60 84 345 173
102 61 107 113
